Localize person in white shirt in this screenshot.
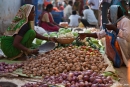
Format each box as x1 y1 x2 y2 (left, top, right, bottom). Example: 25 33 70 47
69 11 81 27
63 1 73 22
88 0 100 22
81 6 98 27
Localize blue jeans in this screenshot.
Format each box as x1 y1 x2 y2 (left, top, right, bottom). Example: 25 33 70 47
102 2 110 29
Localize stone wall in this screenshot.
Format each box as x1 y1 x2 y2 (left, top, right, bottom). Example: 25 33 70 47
0 0 21 35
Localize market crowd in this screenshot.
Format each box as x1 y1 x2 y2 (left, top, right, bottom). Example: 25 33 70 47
1 0 130 68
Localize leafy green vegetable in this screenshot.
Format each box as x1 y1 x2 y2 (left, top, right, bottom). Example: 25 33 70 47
50 32 57 37
85 29 91 33
43 33 49 37
73 32 78 37
36 39 42 45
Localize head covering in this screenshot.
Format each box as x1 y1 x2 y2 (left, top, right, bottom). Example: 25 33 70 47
53 7 60 12
4 4 34 36
109 5 120 24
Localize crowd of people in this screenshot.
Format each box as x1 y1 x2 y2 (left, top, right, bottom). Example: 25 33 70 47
0 0 130 68
43 0 130 29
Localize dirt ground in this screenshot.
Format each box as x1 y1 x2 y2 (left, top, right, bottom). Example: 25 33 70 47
115 66 129 87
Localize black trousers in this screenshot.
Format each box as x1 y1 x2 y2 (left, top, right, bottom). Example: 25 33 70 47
81 19 96 27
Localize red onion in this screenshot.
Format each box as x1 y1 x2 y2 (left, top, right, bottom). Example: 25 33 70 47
72 76 77 81
98 84 105 87
78 75 83 80
62 74 67 80
75 82 79 87
109 81 113 84
66 82 71 87
91 72 98 77
79 82 85 87
84 81 89 86
91 84 98 87
69 72 74 77
89 77 95 82
84 72 91 76
106 76 112 81
87 70 93 73
83 75 89 81
67 76 73 82
71 81 75 84
94 79 103 83
74 72 79 76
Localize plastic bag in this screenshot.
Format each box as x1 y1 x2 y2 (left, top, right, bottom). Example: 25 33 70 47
78 22 84 28
34 26 47 35
105 35 123 67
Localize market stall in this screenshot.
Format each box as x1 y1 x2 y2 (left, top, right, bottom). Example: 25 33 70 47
0 27 122 87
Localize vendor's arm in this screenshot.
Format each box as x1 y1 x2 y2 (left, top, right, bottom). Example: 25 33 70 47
117 18 130 42
79 30 106 40
13 35 28 52
36 32 49 41
13 35 38 54
105 19 130 42
36 32 56 42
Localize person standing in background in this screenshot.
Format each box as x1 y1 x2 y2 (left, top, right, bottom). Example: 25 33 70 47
100 0 112 29
79 0 84 16
63 1 73 22
88 0 100 27
73 0 81 14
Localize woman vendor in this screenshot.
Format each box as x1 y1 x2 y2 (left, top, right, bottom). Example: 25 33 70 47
79 5 130 67
39 4 60 32
1 4 56 60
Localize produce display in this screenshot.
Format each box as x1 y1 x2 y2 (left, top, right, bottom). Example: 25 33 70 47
22 70 113 87
43 70 113 87
34 28 78 46
22 46 108 77
0 62 23 73
83 38 105 53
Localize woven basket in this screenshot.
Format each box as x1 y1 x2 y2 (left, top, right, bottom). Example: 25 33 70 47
56 38 75 44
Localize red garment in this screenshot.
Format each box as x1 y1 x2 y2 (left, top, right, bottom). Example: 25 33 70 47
39 12 59 32
79 0 84 16
53 7 60 12
44 0 51 7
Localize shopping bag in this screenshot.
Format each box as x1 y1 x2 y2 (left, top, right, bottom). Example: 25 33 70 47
105 35 123 67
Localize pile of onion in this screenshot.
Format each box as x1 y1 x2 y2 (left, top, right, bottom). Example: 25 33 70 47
22 46 108 77
0 62 23 73
22 70 113 87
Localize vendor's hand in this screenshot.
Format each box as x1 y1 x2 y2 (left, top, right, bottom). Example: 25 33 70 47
26 49 39 55
78 33 87 40
105 24 117 31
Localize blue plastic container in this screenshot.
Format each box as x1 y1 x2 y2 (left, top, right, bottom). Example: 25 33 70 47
51 11 63 24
